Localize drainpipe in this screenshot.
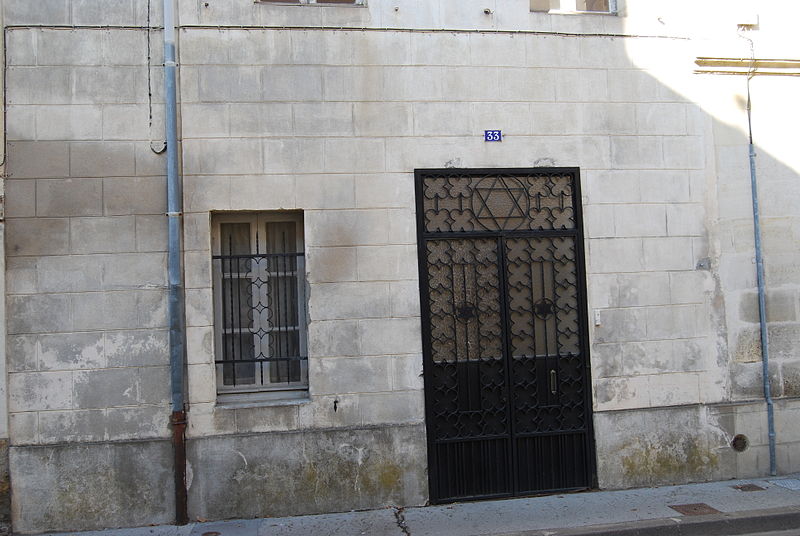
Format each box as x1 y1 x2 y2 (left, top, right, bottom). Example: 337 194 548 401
163 0 189 523
742 34 777 477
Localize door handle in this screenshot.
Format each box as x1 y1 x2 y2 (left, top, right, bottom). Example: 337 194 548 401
549 369 557 395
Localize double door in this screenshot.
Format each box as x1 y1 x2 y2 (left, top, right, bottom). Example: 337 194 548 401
415 168 595 502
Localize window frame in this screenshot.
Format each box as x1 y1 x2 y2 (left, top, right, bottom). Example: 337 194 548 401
531 0 618 14
211 211 309 404
254 0 365 6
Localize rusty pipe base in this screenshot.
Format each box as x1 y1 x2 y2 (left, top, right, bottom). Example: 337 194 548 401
171 410 188 525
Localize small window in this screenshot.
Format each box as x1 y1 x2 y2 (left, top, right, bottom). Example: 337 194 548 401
211 212 308 403
256 0 364 5
532 0 616 13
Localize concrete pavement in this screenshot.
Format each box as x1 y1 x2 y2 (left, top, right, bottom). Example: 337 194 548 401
39 474 800 536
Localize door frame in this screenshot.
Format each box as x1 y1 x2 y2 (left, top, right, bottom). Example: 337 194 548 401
414 167 598 503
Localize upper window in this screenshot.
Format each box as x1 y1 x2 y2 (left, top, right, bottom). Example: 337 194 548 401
211 212 308 403
531 0 616 13
257 0 363 4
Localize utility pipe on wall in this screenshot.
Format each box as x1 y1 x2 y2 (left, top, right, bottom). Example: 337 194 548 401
742 34 777 477
163 0 189 523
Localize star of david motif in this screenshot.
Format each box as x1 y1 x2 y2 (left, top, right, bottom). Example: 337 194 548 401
470 176 530 231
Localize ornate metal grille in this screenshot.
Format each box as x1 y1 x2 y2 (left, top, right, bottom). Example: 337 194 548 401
422 173 575 233
416 168 594 503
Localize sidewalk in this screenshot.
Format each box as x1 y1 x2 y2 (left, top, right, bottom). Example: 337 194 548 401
42 475 800 536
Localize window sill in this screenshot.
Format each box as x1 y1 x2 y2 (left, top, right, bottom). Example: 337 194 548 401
216 388 310 409
216 396 311 410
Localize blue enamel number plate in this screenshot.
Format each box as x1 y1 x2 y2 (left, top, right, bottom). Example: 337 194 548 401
484 130 502 142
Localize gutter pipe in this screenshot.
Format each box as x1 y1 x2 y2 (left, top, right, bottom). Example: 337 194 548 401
163 0 189 522
742 34 777 477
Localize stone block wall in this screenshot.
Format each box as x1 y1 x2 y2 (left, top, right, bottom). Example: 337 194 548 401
0 4 8 527
181 19 723 428
5 21 171 447
3 2 174 530
178 26 428 438
707 71 800 402
187 424 427 520
173 5 729 496
175 0 800 495
175 21 723 450
9 440 174 534
596 398 800 490
4 0 800 532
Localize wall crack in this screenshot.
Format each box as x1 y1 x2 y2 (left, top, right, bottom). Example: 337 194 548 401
393 507 411 536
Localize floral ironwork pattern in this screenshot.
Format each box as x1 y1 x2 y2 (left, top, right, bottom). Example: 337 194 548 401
417 168 591 501
422 173 575 233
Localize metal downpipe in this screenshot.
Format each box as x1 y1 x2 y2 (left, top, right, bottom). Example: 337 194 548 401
163 0 189 522
749 141 776 477
743 40 777 476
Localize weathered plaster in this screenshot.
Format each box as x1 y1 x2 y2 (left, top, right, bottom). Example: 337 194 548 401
187 424 427 520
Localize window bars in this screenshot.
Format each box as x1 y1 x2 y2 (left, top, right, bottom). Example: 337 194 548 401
212 219 308 395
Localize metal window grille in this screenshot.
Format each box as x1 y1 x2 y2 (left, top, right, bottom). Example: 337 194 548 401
212 215 308 398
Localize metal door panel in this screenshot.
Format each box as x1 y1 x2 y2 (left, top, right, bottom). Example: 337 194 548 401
416 168 595 503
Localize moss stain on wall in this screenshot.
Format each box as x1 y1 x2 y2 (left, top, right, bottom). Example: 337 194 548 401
621 436 719 486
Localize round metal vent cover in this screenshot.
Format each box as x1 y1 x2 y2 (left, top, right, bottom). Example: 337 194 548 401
731 434 749 452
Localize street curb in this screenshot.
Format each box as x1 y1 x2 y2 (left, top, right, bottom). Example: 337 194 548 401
492 505 800 536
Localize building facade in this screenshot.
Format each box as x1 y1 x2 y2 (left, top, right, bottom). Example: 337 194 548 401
3 0 800 532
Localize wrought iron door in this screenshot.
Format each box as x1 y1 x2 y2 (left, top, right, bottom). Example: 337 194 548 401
415 168 595 503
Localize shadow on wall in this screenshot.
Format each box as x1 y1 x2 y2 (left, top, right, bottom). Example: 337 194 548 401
589 10 800 487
